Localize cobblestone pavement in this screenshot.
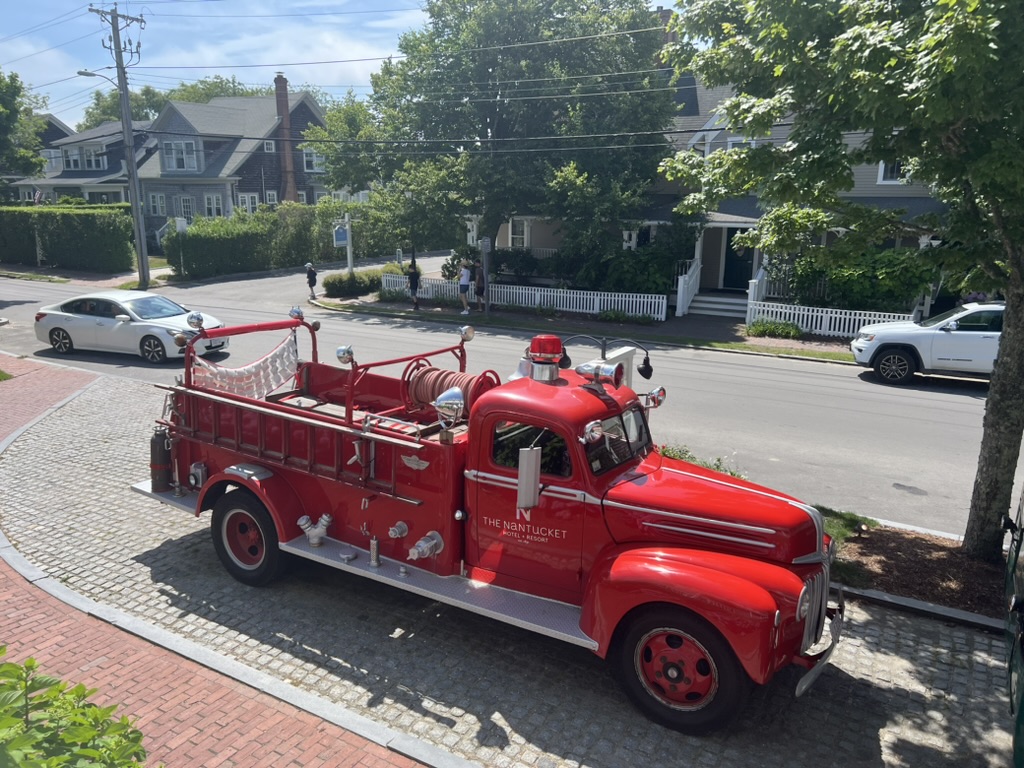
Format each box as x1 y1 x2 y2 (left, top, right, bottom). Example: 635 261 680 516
0 370 1014 767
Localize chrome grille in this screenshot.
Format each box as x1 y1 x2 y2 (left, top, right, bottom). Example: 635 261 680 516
802 563 830 651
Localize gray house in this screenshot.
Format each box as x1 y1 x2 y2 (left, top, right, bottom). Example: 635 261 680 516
138 74 328 238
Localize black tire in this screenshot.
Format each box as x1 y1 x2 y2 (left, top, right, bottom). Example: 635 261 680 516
873 348 916 385
140 335 167 364
49 328 74 355
211 490 283 587
612 607 751 734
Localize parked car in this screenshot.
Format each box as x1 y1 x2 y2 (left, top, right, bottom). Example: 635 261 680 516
34 290 228 364
850 301 1004 385
1003 495 1024 766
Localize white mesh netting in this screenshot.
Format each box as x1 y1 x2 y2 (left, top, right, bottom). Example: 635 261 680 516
191 331 300 400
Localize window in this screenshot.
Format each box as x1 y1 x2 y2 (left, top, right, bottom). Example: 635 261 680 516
42 149 61 173
510 218 526 248
332 190 349 202
491 420 573 478
266 190 278 205
62 148 81 170
205 194 223 217
179 196 195 223
297 191 307 204
149 193 166 216
877 160 907 184
584 408 652 475
264 140 275 153
303 150 325 172
83 146 106 170
163 140 198 171
315 191 328 202
237 193 259 213
727 137 756 150
358 190 369 203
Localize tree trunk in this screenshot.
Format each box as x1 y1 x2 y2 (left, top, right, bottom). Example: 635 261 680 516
962 282 1024 561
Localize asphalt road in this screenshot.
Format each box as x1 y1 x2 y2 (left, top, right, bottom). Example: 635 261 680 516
2 268 1020 537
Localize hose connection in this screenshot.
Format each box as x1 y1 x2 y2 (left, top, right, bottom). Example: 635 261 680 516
298 513 333 547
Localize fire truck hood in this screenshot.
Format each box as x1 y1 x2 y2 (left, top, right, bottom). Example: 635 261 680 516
601 453 824 564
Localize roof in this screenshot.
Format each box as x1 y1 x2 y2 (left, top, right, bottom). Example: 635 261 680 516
53 121 152 146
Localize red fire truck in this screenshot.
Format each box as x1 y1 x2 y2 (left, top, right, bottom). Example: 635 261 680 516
134 311 843 733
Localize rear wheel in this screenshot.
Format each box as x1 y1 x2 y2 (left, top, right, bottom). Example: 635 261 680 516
140 335 167 364
211 490 282 586
613 607 751 734
873 348 916 385
49 328 74 355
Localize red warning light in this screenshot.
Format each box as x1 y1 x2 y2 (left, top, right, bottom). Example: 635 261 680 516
529 335 563 362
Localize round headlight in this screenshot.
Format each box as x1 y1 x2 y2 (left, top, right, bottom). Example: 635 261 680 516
796 585 811 620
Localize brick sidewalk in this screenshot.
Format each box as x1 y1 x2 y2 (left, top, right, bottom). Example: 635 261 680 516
0 357 427 767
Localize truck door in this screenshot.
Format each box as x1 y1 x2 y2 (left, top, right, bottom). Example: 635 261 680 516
931 308 1002 373
469 417 585 599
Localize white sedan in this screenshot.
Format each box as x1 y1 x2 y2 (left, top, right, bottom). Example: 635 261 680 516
34 289 229 364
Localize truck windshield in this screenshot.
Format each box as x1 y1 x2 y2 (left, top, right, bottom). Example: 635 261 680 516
585 406 652 475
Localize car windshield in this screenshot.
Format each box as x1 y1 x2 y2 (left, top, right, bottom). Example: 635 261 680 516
585 406 652 475
123 295 188 320
918 306 971 328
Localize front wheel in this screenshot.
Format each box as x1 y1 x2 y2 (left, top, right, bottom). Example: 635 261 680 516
873 348 916 385
612 607 751 734
211 490 282 586
140 335 168 364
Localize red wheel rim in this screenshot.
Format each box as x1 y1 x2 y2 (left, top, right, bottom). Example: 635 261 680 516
222 509 265 570
634 627 719 710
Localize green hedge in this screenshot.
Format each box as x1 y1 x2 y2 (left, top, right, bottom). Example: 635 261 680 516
323 263 406 297
0 207 133 271
163 214 274 279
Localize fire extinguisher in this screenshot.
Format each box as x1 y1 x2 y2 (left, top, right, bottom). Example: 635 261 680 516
150 426 172 493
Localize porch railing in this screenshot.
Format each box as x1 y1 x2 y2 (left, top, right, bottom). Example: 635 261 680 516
675 254 703 316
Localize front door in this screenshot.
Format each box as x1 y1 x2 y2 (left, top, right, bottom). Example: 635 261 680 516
469 417 584 600
722 227 755 290
930 308 1002 373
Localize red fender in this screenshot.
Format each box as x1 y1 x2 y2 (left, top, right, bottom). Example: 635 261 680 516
197 467 306 543
582 547 805 684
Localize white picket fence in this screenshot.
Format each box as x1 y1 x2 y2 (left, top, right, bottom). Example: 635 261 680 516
381 273 667 321
746 300 912 338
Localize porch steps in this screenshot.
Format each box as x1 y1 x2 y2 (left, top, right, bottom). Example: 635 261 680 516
686 293 747 319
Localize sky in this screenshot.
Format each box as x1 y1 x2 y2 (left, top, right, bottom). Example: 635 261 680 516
2 0 430 130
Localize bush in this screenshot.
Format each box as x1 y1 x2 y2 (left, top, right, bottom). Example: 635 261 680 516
658 444 744 478
163 213 274 279
0 207 133 271
323 263 406 298
746 318 803 338
0 645 149 765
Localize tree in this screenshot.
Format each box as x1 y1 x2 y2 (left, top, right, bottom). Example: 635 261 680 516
317 0 675 264
165 75 271 103
0 69 45 190
662 0 1024 562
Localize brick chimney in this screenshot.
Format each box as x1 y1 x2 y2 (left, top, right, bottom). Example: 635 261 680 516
275 72 298 203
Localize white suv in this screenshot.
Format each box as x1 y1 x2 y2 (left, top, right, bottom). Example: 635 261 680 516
851 301 1004 385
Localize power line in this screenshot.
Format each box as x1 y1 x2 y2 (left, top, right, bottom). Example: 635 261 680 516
1 29 100 67
0 6 89 45
132 26 664 71
146 7 422 18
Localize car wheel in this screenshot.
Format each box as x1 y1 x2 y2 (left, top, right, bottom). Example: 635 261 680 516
873 348 916 385
140 335 167 364
211 490 283 587
612 607 751 734
48 328 74 355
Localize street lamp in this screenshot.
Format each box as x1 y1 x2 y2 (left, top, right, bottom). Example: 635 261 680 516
78 68 150 289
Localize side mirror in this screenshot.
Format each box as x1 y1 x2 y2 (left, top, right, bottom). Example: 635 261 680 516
114 314 131 323
944 321 958 332
516 446 541 510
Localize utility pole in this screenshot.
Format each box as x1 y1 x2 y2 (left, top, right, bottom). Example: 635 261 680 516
89 4 150 290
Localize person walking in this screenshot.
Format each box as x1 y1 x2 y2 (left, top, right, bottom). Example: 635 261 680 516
474 258 486 311
305 263 318 300
407 264 420 310
458 261 472 315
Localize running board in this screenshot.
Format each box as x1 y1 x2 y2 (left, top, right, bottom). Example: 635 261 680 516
131 480 595 651
131 480 198 514
281 535 597 651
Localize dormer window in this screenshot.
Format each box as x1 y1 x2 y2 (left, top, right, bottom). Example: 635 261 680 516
264 140 275 153
877 160 907 184
163 140 198 171
83 146 106 170
62 148 81 170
